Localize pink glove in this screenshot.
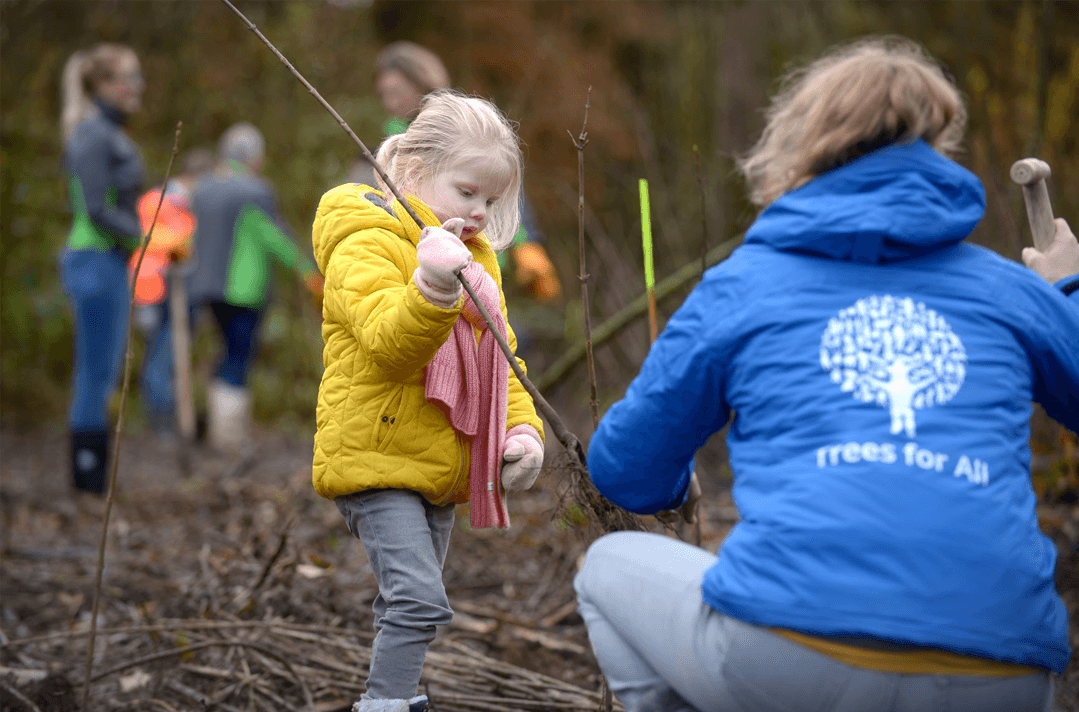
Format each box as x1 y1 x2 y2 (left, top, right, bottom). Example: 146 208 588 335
414 217 471 308
500 425 544 493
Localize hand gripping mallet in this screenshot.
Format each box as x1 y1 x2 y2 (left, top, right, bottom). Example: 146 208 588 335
1010 158 1055 252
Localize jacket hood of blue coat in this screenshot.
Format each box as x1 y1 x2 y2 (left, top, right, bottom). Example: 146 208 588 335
744 140 986 263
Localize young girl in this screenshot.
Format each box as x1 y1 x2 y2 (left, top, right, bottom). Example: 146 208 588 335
311 91 545 712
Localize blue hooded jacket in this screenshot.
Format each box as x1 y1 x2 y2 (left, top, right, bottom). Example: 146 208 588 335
587 140 1079 672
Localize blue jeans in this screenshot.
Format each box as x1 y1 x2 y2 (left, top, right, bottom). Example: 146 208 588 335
574 532 1053 712
62 249 130 432
208 301 261 387
137 301 174 421
336 489 455 700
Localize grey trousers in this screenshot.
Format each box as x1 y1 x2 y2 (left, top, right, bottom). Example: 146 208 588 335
574 532 1054 712
337 489 455 700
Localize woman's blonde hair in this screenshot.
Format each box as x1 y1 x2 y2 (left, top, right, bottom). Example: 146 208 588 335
738 37 966 208
61 43 137 140
375 91 523 250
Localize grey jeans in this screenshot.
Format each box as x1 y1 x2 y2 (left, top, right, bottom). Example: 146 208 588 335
336 489 456 700
574 532 1054 712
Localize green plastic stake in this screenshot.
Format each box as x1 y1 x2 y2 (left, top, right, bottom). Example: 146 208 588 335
639 178 655 289
639 178 658 342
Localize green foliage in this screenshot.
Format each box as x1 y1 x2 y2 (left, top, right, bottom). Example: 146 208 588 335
1 95 75 419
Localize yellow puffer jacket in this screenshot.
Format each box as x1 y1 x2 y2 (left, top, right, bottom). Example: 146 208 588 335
311 184 544 504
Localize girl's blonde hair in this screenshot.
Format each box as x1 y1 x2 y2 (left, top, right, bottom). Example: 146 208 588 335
61 43 137 140
738 37 966 208
375 91 523 250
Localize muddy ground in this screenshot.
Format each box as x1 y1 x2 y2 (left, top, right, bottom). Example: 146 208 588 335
0 425 1076 711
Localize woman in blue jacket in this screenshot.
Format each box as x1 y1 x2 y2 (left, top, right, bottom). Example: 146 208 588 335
576 38 1079 712
60 44 145 498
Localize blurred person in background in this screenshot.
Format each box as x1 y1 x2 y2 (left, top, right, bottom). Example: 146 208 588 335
343 41 450 186
187 123 323 452
347 41 562 356
131 148 214 434
374 41 451 144
575 37 1079 712
59 43 145 501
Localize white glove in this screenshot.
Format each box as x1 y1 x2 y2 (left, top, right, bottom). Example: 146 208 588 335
500 425 544 493
1022 218 1079 285
414 217 471 307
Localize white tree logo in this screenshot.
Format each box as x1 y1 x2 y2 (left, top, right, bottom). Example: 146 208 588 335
820 295 966 438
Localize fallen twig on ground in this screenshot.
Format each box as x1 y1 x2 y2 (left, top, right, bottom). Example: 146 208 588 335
9 616 622 712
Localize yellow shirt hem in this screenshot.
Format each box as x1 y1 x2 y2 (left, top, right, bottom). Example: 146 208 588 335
774 629 1042 677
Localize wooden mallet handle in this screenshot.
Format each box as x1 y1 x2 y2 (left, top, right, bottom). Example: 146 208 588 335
1010 158 1055 252
168 267 196 441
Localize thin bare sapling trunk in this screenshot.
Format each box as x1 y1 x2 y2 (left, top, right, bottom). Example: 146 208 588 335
82 122 183 711
695 145 708 281
692 146 708 547
569 88 600 430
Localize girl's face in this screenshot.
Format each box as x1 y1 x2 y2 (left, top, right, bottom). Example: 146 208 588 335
416 158 510 240
96 53 144 115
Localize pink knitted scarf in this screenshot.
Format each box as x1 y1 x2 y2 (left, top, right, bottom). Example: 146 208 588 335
424 261 510 528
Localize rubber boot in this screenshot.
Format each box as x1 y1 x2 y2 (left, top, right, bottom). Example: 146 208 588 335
207 379 251 453
351 696 428 712
71 429 109 495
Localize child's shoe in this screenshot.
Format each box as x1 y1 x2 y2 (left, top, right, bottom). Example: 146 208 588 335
351 696 428 712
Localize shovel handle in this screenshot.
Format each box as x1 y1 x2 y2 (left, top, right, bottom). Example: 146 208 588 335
168 267 196 441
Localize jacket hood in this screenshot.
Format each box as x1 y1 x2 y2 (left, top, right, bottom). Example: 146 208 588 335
311 184 433 274
744 140 986 263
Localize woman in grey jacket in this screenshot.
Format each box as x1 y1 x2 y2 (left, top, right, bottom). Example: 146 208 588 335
60 43 145 498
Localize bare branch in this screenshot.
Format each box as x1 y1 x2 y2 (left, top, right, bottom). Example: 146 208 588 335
82 120 183 712
571 88 600 430
694 145 708 282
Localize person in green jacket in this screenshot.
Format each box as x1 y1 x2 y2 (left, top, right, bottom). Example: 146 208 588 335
187 122 323 451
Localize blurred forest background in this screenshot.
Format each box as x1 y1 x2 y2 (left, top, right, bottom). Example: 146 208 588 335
2 0 1077 472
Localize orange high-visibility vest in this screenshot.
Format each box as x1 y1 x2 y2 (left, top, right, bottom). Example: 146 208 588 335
129 189 196 305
